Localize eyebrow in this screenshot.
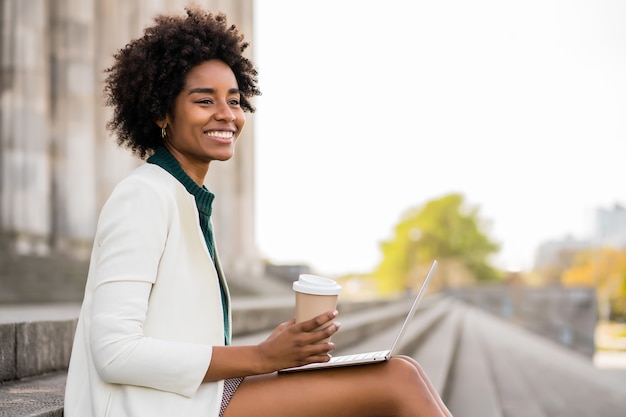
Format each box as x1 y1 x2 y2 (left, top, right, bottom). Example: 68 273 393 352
188 87 240 95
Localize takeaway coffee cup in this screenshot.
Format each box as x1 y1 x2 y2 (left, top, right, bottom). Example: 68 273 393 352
293 274 342 343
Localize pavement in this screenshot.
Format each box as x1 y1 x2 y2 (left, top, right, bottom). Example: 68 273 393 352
594 350 626 373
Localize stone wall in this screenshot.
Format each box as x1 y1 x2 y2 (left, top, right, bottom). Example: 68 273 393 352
446 285 597 357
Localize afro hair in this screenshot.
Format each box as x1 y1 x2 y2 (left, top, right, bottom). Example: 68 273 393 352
104 7 261 159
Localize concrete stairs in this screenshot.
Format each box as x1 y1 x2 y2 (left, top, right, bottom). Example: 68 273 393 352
2 295 626 417
0 252 294 303
0 254 89 304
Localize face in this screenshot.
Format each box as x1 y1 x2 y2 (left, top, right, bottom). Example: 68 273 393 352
160 59 245 183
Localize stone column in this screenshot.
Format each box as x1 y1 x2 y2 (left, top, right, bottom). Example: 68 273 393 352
93 0 197 206
93 0 145 208
204 0 262 279
93 0 190 208
0 0 52 255
48 0 98 256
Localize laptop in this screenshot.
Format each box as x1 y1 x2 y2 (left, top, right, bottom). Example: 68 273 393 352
279 259 438 373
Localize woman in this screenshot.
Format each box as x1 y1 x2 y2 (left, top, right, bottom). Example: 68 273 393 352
64 7 453 417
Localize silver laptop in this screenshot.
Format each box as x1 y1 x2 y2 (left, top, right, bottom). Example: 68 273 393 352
279 260 438 373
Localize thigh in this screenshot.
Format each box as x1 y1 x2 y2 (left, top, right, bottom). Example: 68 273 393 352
222 358 442 417
222 364 393 417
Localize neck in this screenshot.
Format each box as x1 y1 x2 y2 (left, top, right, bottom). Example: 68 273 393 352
164 143 209 186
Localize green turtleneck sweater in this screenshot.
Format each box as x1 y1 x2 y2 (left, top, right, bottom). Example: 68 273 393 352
147 146 230 345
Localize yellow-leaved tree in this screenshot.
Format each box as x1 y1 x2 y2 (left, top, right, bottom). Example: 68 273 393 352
562 248 626 320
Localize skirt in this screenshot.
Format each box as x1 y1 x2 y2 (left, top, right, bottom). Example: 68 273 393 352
218 377 245 416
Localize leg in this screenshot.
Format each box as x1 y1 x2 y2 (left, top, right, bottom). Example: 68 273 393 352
222 357 450 417
394 356 453 417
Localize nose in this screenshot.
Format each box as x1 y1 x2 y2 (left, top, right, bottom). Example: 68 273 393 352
215 101 236 122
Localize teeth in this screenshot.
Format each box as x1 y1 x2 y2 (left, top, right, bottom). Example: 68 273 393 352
205 131 233 138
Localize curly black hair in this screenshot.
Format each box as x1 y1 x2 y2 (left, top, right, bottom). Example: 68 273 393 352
104 7 261 159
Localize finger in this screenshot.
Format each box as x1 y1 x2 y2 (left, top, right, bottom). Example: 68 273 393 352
277 317 296 330
307 353 333 364
297 310 338 332
305 340 335 353
294 344 334 366
288 323 339 349
314 342 335 354
308 322 341 344
297 324 340 352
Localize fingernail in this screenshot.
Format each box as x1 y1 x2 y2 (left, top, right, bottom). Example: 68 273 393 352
333 310 339 317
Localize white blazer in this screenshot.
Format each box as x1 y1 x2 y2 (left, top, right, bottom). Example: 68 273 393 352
65 163 232 417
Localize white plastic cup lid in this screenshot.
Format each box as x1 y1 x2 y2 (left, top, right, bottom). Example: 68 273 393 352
293 274 342 296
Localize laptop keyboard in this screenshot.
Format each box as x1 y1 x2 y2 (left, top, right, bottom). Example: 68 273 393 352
329 350 390 363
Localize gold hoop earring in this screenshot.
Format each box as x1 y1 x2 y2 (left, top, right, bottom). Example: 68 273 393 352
161 125 167 139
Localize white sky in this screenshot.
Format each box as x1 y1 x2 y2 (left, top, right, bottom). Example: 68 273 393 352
251 0 626 277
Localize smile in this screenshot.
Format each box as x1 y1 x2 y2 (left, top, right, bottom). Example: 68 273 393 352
204 130 234 139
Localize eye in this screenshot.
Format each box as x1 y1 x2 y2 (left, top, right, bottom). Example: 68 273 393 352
228 98 241 106
196 99 214 105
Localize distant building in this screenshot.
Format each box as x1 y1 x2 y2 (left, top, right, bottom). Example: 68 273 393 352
595 203 626 248
534 203 626 269
534 235 591 270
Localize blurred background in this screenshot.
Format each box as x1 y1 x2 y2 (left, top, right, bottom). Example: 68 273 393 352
250 0 626 370
0 0 625 397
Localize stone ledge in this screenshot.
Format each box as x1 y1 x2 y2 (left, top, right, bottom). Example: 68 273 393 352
0 371 65 417
0 324 16 381
0 303 81 324
410 302 463 394
1 320 77 383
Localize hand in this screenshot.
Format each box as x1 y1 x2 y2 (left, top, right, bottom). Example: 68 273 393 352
256 310 340 373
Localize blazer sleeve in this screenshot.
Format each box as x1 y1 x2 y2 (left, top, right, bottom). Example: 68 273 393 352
90 281 212 397
88 176 212 397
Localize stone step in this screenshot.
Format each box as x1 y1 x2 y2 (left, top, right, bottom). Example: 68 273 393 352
0 255 89 304
331 295 450 356
442 304 504 417
0 296 392 386
410 300 464 395
3 297 626 417
0 296 434 417
0 319 77 382
0 372 65 417
473 306 626 417
0 253 295 304
231 295 395 337
474 311 548 417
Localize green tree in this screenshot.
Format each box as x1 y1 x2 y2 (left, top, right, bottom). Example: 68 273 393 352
374 193 501 294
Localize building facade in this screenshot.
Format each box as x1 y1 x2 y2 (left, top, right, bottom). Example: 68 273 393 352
0 0 261 279
534 203 626 271
595 203 626 249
